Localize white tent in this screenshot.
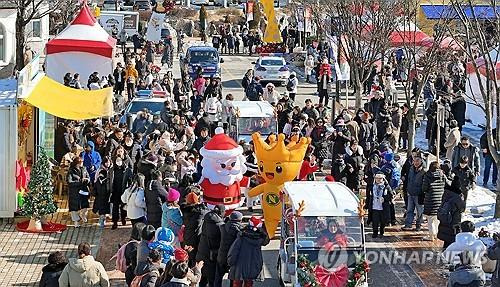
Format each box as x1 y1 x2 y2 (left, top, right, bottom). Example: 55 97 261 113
465 46 499 128
45 4 116 84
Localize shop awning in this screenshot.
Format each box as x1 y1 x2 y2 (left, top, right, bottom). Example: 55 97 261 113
421 5 500 20
24 76 114 120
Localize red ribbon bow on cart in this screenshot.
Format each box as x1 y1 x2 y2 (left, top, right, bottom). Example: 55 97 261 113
314 264 349 287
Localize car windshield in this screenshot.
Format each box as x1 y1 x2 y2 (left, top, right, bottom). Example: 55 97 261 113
189 50 218 63
260 59 284 66
295 216 363 248
127 101 164 114
238 117 277 135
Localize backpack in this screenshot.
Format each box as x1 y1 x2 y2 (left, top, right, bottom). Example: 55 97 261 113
437 201 453 225
246 82 259 101
110 240 138 273
286 79 294 91
130 270 160 287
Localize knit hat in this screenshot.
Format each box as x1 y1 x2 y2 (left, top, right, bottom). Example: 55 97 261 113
229 211 243 222
325 175 335 182
200 127 243 159
167 188 180 202
249 216 263 228
173 248 189 262
186 191 200 205
384 152 395 162
155 227 174 244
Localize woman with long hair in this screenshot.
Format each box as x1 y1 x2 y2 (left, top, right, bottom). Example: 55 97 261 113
67 157 91 227
121 174 147 225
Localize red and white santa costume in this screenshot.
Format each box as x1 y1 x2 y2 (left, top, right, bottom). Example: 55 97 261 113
199 128 249 210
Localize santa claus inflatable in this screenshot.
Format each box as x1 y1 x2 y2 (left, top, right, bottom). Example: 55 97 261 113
199 127 249 211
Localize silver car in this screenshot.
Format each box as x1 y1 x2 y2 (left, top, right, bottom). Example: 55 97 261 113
253 56 290 86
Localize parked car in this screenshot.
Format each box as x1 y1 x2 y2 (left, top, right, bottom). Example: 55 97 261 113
119 95 166 128
102 0 124 10
253 55 290 86
133 0 152 10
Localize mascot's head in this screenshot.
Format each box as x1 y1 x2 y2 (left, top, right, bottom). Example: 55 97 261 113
200 127 247 186
252 133 310 186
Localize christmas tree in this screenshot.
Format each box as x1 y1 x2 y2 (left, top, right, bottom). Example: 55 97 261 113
22 148 58 221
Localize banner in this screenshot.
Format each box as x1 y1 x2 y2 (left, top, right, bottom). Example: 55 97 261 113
24 76 114 120
327 35 350 81
261 0 282 43
246 2 254 22
146 11 166 42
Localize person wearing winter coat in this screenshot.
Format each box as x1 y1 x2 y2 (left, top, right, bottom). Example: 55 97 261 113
331 154 348 185
437 176 467 249
451 156 476 202
262 83 279 104
58 242 109 287
358 112 377 157
160 261 191 287
447 251 486 287
444 120 461 161
487 239 500 287
162 188 183 240
39 251 68 287
317 59 332 105
149 227 175 265
330 120 351 158
113 63 126 96
81 141 102 182
93 159 111 228
123 222 146 286
125 62 138 99
121 174 147 225
109 155 133 229
369 173 393 238
286 72 299 101
304 55 315 83
180 192 208 265
443 221 487 267
135 249 163 287
136 225 157 276
402 155 426 231
215 211 244 287
145 170 169 228
451 136 480 177
345 141 365 192
196 204 225 286
227 217 270 286
67 157 91 228
422 161 446 241
310 118 328 167
480 128 498 188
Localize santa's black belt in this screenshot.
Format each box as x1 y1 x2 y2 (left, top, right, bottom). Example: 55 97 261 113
203 195 241 204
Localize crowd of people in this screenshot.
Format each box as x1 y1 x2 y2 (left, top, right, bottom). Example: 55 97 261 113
37 17 500 287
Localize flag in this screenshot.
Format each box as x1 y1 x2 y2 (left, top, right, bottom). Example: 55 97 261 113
261 0 282 43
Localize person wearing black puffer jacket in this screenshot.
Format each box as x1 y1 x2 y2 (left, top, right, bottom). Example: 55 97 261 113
39 251 68 287
437 176 466 249
124 222 146 286
227 217 270 286
196 204 225 287
423 161 447 241
215 211 244 287
180 191 208 266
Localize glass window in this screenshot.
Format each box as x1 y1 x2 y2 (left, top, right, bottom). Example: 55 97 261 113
296 216 363 248
32 20 41 38
188 50 218 63
237 117 277 135
0 24 4 62
127 101 164 114
260 59 284 66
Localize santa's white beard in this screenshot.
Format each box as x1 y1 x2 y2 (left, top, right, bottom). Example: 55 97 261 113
201 154 247 186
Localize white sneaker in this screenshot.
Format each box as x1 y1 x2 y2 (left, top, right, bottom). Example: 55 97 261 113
74 221 80 228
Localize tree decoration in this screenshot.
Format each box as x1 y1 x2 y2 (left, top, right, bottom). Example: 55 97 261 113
19 148 59 232
347 256 370 287
296 200 306 217
297 254 320 287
